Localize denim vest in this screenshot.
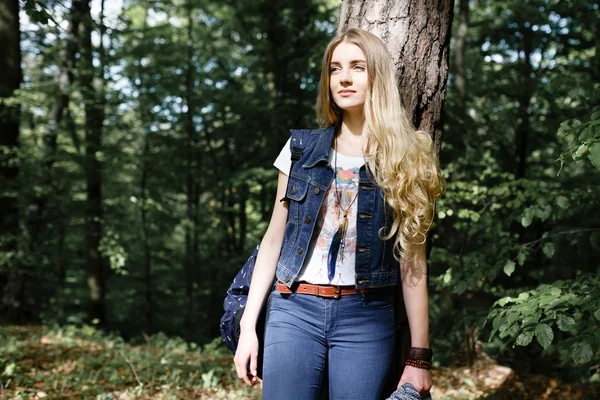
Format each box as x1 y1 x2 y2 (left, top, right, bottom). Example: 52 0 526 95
276 124 399 290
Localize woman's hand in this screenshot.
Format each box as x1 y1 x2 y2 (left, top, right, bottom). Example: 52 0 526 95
398 366 432 397
233 328 260 386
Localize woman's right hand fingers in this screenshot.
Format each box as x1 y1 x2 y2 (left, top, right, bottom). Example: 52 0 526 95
234 350 251 385
234 331 259 386
249 351 258 382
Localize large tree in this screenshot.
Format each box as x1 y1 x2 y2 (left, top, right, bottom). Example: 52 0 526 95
78 0 107 328
0 0 23 322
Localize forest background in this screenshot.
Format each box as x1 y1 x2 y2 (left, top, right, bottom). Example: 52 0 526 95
0 0 599 398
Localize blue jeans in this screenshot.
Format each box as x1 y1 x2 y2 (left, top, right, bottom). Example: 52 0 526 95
262 286 396 400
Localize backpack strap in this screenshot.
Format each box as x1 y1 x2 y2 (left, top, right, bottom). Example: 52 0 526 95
279 128 312 202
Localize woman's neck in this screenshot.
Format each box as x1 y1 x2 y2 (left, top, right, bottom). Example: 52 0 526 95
339 110 366 138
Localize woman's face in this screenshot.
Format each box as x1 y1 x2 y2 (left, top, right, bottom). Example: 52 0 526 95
329 42 369 114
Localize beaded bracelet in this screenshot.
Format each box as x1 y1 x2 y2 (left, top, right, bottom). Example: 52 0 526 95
404 358 432 370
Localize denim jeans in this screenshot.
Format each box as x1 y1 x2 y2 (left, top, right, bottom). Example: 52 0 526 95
262 286 396 400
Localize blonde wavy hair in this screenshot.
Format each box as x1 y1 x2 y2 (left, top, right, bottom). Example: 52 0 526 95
316 28 446 262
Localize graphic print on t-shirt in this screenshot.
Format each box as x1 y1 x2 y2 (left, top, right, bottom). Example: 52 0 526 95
310 166 360 284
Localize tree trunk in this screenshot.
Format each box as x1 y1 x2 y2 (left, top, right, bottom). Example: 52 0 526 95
0 0 24 323
261 0 287 154
134 3 153 336
45 0 83 166
453 0 478 368
43 0 84 286
238 183 248 252
338 1 454 394
338 0 454 154
454 0 468 110
514 31 533 180
79 0 107 328
183 1 197 341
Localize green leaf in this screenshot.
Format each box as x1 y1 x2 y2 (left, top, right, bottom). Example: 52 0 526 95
556 196 569 208
574 144 588 159
550 287 561 296
516 331 534 346
503 260 516 277
557 315 576 332
572 342 593 364
588 143 600 170
521 211 533 228
516 292 530 301
497 297 512 307
522 310 542 325
455 280 467 294
534 323 554 349
517 248 527 266
543 242 555 258
507 311 520 324
492 313 505 332
594 309 600 321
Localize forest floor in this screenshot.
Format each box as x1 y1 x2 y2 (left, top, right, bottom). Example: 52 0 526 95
0 325 598 399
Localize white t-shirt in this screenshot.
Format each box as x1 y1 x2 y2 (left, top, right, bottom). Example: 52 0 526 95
273 137 366 285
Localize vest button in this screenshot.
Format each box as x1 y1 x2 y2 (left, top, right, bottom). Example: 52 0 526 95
305 216 311 223
285 275 290 282
313 188 320 195
297 247 303 254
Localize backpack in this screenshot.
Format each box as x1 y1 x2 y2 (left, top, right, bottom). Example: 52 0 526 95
219 128 312 375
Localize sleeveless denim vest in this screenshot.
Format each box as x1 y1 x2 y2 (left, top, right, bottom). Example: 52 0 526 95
276 124 399 290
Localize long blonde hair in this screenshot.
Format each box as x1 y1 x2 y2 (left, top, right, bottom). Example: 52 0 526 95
316 28 446 261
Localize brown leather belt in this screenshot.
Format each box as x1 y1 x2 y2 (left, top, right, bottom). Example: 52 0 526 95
277 280 377 299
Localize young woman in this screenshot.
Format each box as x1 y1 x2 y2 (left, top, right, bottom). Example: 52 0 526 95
234 28 445 400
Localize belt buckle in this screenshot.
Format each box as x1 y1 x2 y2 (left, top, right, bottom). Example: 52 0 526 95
332 285 341 299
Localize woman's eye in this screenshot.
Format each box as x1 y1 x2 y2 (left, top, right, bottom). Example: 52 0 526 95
330 65 365 73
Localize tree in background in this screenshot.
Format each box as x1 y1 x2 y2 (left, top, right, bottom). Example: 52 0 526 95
0 0 24 323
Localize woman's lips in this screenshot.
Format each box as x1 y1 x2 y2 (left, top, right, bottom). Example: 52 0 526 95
339 90 356 97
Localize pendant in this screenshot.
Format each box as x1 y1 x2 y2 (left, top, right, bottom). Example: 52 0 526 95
339 213 349 261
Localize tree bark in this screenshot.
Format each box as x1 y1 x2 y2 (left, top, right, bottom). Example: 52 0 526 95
338 0 454 154
79 0 107 328
0 0 24 323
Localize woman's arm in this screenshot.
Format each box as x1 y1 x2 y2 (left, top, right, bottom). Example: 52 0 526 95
400 243 429 348
397 243 432 395
234 171 289 385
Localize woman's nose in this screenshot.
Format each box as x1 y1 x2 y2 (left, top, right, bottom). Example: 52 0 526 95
340 68 352 84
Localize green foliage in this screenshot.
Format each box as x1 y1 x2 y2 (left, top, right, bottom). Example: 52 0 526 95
486 274 600 365
557 108 600 173
0 324 258 399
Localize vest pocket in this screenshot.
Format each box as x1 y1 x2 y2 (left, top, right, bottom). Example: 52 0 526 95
286 176 309 202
